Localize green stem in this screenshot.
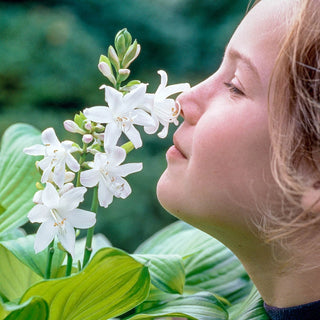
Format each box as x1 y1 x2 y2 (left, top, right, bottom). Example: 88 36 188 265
45 240 55 279
76 143 87 187
65 253 73 277
82 187 99 268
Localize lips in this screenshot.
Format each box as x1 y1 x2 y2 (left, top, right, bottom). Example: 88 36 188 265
172 135 187 159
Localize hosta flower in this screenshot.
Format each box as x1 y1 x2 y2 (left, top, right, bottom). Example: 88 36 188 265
144 70 190 138
28 183 96 257
83 84 154 149
80 147 142 208
24 128 80 188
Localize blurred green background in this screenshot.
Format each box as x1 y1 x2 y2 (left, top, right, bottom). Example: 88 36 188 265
0 0 248 252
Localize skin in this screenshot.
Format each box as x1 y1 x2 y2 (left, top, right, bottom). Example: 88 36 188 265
157 0 320 308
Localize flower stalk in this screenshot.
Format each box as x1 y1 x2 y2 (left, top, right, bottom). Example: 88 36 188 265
82 186 98 268
45 240 55 279
66 253 73 276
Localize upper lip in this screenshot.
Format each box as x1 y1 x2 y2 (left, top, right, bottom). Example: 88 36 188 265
173 134 187 158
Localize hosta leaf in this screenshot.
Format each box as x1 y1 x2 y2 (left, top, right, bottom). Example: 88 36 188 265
136 221 252 303
228 286 269 320
0 296 48 320
1 235 65 278
0 244 42 301
0 124 41 235
127 291 228 320
21 247 151 320
133 254 185 294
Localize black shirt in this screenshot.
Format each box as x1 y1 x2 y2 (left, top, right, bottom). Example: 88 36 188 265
264 300 320 320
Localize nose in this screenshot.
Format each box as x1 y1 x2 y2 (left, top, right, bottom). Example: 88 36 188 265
177 77 213 125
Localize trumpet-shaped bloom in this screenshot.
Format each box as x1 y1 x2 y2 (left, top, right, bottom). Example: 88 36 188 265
80 147 142 208
144 70 190 138
83 84 154 149
23 128 80 188
28 183 96 257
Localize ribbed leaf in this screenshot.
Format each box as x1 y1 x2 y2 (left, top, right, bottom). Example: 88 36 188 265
0 297 48 320
0 124 41 235
127 292 228 320
21 247 151 320
0 244 42 301
136 221 252 303
1 235 65 278
228 286 269 320
133 254 185 294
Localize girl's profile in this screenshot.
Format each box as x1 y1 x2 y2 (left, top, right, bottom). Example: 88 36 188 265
157 0 320 318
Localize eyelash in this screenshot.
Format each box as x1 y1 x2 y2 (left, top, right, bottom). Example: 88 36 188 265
224 82 245 97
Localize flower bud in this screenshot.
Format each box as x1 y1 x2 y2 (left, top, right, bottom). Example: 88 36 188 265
118 68 131 82
84 121 92 131
82 134 93 144
115 33 126 60
108 45 120 71
94 124 105 133
98 61 116 86
64 120 85 134
36 182 44 190
59 182 74 196
122 41 141 68
121 141 134 154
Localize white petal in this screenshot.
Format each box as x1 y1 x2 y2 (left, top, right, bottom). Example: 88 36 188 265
144 119 159 135
103 86 123 110
57 222 75 258
60 186 87 211
123 83 147 107
42 182 60 208
33 190 43 204
80 169 100 187
158 125 169 138
133 109 156 127
38 157 52 171
23 144 45 156
98 180 113 208
109 147 126 166
156 70 168 92
53 160 66 189
42 128 60 147
41 163 54 184
157 83 191 101
125 126 142 149
94 153 108 168
114 178 132 199
113 163 142 177
65 154 80 172
67 208 96 229
104 122 122 150
28 204 50 223
34 221 57 254
83 106 113 123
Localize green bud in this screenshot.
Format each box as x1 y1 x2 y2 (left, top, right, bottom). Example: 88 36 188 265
115 34 126 60
74 112 87 129
36 182 44 190
108 45 120 71
121 141 134 154
122 40 140 68
118 68 130 82
126 80 141 87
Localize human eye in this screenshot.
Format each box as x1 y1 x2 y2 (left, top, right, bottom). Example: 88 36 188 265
224 82 245 97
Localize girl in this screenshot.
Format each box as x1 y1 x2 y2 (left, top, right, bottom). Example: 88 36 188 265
157 0 320 319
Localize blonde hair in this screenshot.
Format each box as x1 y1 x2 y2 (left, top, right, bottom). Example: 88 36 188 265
257 0 320 258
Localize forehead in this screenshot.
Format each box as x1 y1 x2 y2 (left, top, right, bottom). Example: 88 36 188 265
226 0 293 86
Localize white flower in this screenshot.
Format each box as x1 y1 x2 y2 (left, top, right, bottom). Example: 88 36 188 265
83 84 155 149
23 128 80 188
144 70 190 138
28 183 96 257
80 147 142 208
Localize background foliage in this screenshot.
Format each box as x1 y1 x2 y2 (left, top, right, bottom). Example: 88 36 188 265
0 0 249 251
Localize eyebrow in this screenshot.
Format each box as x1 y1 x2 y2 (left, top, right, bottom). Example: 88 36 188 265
226 48 261 82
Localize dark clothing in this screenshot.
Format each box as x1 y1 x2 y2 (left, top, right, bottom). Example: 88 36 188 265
264 300 320 320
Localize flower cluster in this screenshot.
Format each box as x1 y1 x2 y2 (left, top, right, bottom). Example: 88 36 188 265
24 28 190 258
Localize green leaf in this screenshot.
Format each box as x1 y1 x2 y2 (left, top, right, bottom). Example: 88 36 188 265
127 292 228 320
136 221 252 303
228 286 269 320
0 243 42 301
0 297 48 320
0 228 25 241
1 235 65 278
0 124 41 235
21 247 151 320
133 254 185 294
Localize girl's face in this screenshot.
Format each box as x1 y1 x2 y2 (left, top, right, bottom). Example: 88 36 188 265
157 0 291 236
